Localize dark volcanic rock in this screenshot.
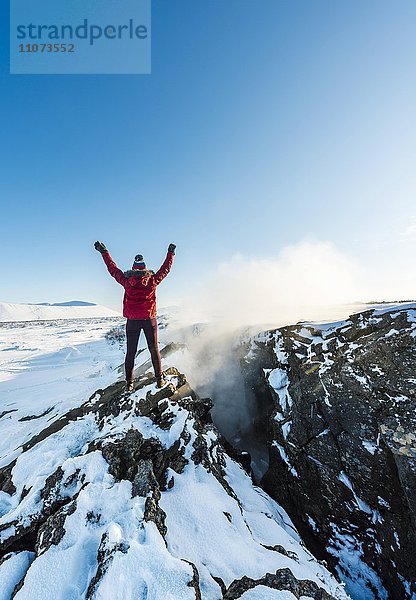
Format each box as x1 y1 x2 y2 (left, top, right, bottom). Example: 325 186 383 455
86 530 130 599
240 305 416 599
224 567 333 599
0 461 17 495
36 500 77 554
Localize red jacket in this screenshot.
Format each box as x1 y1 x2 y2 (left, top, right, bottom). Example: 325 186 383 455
102 250 174 319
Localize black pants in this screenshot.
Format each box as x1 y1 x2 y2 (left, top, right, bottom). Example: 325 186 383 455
125 318 162 382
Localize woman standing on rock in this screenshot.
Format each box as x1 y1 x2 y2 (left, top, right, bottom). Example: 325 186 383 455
94 241 176 392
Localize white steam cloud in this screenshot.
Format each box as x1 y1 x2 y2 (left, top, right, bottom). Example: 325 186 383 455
161 239 415 473
179 240 362 329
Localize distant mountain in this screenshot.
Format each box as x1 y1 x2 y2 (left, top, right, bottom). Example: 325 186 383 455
35 300 97 307
0 302 121 322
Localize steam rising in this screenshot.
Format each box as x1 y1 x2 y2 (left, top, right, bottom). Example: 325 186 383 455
179 240 362 330
160 239 415 476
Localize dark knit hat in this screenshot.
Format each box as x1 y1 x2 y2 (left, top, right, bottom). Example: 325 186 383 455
132 254 146 270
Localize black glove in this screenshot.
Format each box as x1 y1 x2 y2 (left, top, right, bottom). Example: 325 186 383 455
94 241 107 253
168 243 176 254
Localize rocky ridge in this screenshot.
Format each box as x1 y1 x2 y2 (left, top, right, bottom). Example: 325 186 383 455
0 368 347 599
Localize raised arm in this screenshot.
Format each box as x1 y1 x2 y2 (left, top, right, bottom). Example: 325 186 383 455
94 241 126 286
154 243 176 285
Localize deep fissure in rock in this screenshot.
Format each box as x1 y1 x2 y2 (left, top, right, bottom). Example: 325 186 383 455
229 309 416 600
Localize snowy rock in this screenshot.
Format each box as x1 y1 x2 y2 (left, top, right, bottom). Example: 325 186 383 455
223 568 333 599
240 305 416 600
0 368 347 599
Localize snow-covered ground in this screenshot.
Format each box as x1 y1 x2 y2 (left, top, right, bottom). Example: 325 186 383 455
0 318 125 470
0 302 120 322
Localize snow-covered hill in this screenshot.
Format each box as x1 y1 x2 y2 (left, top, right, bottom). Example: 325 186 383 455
0 302 121 322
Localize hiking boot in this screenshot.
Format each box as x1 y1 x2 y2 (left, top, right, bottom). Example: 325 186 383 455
126 380 135 393
156 376 166 389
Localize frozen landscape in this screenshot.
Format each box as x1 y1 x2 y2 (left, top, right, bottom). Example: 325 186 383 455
0 302 415 599
3 0 415 598
0 306 347 600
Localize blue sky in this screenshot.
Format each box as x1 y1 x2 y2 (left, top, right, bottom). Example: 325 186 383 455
1 0 416 310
